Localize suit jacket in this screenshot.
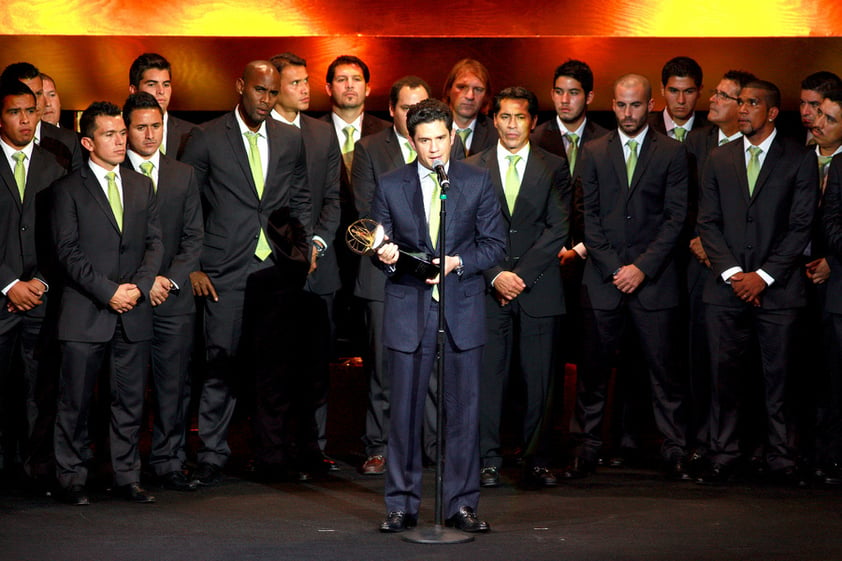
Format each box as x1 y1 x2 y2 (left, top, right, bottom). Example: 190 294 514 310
122 155 203 316
51 165 163 342
823 154 842 314
467 144 570 317
697 133 818 310
580 128 689 311
166 114 195 161
462 113 497 157
181 112 311 293
0 144 66 331
647 110 708 137
39 121 83 173
371 160 506 352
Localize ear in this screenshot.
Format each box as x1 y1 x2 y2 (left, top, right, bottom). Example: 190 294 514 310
389 104 395 119
768 106 780 122
586 91 595 105
648 98 656 112
365 83 371 98
530 115 538 132
235 77 245 96
80 136 95 153
128 84 137 95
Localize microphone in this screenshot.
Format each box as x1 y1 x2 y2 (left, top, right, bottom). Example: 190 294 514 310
432 159 451 190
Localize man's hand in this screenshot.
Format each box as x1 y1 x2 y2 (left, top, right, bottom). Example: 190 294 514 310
427 255 462 285
612 264 645 294
730 271 765 306
190 271 218 302
492 271 526 301
688 236 711 268
109 283 140 313
376 241 399 265
150 276 172 307
6 279 45 312
806 258 831 284
309 245 319 275
558 248 583 278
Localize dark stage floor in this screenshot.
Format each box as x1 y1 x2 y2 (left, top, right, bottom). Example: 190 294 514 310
2 461 841 561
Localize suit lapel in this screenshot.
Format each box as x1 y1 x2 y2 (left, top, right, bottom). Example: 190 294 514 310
82 167 121 234
400 166 429 251
385 131 405 170
0 156 21 210
751 136 781 201
514 148 545 219
482 150 508 221
608 131 628 194
628 131 655 196
264 120 282 190
729 142 752 205
224 114 257 197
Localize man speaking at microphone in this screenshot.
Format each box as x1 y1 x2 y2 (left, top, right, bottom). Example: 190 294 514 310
371 99 505 533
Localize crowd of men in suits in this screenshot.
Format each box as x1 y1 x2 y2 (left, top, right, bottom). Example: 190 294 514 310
0 50 841 532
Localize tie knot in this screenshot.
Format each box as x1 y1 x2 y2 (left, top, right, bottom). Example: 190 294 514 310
12 151 25 163
566 133 579 144
674 127 687 142
429 171 440 187
748 146 762 158
343 125 356 137
244 131 259 145
506 154 522 166
819 155 833 167
719 137 730 146
139 161 154 175
105 171 116 182
627 139 638 152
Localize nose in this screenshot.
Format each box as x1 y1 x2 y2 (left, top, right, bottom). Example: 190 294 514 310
677 91 686 104
815 114 826 129
145 127 154 139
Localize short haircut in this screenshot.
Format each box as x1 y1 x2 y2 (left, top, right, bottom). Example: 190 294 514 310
0 80 36 106
123 91 163 127
744 79 781 109
0 62 40 84
80 101 122 139
326 55 370 84
129 53 172 87
406 98 453 138
822 88 842 108
493 86 539 117
553 59 594 94
40 72 57 86
722 70 757 89
442 58 491 106
270 52 307 74
389 76 431 109
661 56 703 87
801 71 842 95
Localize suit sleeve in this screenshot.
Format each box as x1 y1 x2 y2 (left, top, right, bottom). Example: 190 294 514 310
162 168 204 287
180 127 210 193
460 169 506 276
313 130 342 244
288 134 313 240
351 139 377 219
825 156 842 258
697 152 739 276
582 145 624 279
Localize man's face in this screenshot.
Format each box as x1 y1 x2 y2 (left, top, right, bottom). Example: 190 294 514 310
325 63 369 110
410 119 453 169
707 78 740 126
662 76 700 122
19 75 44 118
236 65 280 131
81 115 127 169
130 68 172 113
448 71 487 122
738 87 777 140
493 97 536 152
41 77 62 126
613 82 653 137
126 108 163 158
551 76 592 126
390 86 428 138
812 98 842 149
0 94 37 148
800 88 824 129
276 64 310 115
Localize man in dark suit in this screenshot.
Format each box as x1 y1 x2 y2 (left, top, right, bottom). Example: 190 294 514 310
181 60 311 487
129 53 195 160
468 87 570 489
648 56 706 142
122 92 203 491
697 80 818 484
0 62 82 173
443 58 496 157
0 81 65 479
374 99 505 533
52 101 163 505
565 74 690 481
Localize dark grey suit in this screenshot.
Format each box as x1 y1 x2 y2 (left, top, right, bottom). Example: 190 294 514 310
39 121 82 173
458 113 497 157
165 114 195 161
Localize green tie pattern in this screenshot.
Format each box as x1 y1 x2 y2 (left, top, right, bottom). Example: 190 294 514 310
456 128 471 155
747 146 762 196
429 173 442 301
405 141 416 163
12 151 26 202
819 154 833 191
504 154 522 213
626 139 638 186
674 127 687 142
139 160 156 192
341 125 356 173
566 133 578 174
106 171 123 232
245 131 271 260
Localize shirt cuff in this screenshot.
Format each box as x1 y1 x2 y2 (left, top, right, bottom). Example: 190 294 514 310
2 279 19 296
313 235 327 250
756 268 774 286
721 266 743 284
490 271 503 288
573 242 587 259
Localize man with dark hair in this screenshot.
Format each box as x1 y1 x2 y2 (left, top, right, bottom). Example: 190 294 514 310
373 98 505 533
181 61 311 487
697 79 818 485
799 71 842 145
121 92 202 491
443 58 496 156
0 62 82 172
468 87 570 489
0 80 65 480
52 101 163 505
648 56 706 141
40 73 62 127
128 53 194 160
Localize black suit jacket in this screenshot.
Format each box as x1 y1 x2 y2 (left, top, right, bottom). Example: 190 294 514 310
697 133 818 310
122 155 203 316
165 114 195 161
51 165 163 342
467 144 570 317
39 121 83 173
461 113 497 157
581 128 689 311
647 110 708 137
823 154 842 314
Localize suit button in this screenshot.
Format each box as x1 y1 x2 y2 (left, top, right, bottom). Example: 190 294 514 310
20 226 26 231
510 229 518 233
746 244 753 249
626 215 631 220
747 216 754 222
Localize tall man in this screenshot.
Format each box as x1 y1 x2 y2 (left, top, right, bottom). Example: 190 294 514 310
468 87 570 488
181 61 310 486
374 98 504 533
565 74 690 481
52 101 163 505
799 71 842 145
648 56 706 142
443 59 496 156
122 92 203 491
697 80 818 484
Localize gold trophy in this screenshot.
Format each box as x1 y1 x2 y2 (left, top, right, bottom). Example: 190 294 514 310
345 218 439 280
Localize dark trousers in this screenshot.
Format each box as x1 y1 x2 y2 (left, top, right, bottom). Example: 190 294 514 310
362 299 390 457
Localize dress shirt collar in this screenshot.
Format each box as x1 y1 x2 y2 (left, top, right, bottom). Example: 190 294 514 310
663 108 696 136
234 106 268 138
1 137 35 170
271 108 301 128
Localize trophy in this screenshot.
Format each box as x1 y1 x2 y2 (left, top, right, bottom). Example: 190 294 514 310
345 218 440 280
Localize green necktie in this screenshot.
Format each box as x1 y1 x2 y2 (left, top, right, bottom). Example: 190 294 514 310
719 137 730 146
12 151 26 202
566 133 579 174
159 142 166 156
504 154 522 213
106 171 123 232
674 126 687 142
139 160 156 192
626 139 638 186
747 146 762 196
429 173 442 301
819 154 833 191
405 141 416 163
457 128 471 149
245 131 271 260
341 125 356 173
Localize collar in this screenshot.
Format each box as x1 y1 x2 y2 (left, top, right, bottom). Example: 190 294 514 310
127 148 161 170
663 108 696 133
271 108 301 128
234 106 268 138
618 125 649 147
743 128 777 155
0 137 35 161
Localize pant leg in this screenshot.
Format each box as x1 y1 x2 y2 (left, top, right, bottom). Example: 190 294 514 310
478 297 514 469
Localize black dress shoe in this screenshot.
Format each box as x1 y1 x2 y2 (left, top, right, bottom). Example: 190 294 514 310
696 463 732 485
480 466 500 487
119 482 156 503
379 511 417 532
160 471 198 492
562 457 595 480
192 463 224 487
445 506 490 533
666 458 692 481
526 466 558 487
769 466 805 487
64 484 90 506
